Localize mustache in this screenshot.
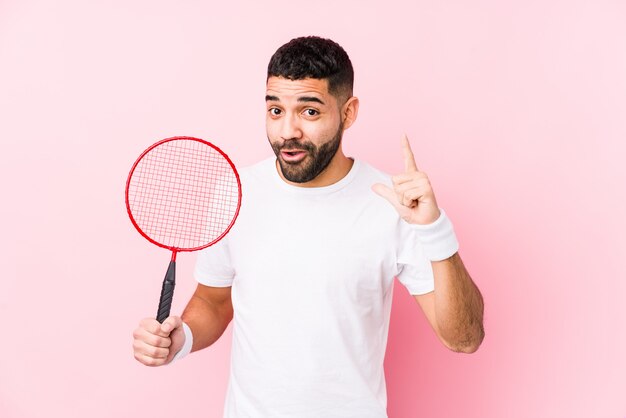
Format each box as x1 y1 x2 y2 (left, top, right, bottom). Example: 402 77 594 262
276 140 316 153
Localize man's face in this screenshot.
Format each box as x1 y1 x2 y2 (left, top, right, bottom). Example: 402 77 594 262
265 76 344 184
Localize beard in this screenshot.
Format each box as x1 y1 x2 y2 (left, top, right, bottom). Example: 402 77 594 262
270 122 343 183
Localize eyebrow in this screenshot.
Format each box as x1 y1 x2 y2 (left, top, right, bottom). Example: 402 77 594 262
297 96 325 105
265 95 325 105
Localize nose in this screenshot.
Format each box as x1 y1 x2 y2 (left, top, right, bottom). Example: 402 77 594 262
280 113 303 141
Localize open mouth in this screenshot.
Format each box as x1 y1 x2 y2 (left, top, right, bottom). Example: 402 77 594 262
281 150 307 162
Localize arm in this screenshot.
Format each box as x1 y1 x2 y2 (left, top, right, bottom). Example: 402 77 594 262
372 134 484 353
414 253 484 353
182 283 234 352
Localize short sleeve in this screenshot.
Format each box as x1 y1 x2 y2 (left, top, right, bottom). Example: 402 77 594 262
396 222 435 295
193 237 235 287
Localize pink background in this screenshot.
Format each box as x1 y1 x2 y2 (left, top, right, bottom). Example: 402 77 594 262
1 1 624 417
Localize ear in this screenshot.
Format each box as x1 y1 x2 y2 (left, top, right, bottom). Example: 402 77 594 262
341 96 359 130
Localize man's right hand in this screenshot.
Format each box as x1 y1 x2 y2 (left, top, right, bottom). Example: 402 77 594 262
132 316 185 367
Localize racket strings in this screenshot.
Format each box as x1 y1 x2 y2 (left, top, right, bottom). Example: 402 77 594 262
127 139 239 250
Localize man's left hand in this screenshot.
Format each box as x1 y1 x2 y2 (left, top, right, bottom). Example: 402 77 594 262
372 134 441 225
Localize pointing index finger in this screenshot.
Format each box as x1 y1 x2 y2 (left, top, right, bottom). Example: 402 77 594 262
402 134 419 172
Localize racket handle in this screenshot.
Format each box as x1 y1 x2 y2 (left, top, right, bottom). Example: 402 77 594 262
156 260 176 324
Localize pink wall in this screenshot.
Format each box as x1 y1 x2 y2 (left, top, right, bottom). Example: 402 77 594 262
1 1 624 417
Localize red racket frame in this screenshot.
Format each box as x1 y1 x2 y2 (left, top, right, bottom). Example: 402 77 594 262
125 136 242 261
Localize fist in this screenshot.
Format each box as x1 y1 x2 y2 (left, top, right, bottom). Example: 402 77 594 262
132 316 185 367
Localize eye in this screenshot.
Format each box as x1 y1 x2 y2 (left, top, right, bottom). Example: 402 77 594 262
268 108 282 116
304 109 319 117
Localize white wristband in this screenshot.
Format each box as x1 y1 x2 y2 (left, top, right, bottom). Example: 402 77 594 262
170 322 193 363
412 208 459 261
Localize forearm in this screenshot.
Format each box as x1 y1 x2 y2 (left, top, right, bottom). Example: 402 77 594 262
432 252 484 353
181 294 233 353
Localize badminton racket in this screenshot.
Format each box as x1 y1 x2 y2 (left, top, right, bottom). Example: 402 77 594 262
125 136 241 323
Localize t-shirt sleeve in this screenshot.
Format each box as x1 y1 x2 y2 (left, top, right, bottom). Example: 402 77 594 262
395 222 435 295
193 237 235 287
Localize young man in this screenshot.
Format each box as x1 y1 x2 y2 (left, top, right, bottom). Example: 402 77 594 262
133 36 484 417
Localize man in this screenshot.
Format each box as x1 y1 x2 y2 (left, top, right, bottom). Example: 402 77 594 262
133 36 484 417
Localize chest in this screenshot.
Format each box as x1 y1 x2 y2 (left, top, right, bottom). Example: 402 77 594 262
227 191 400 299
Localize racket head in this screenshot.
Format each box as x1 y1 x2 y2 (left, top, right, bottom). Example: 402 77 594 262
125 136 241 253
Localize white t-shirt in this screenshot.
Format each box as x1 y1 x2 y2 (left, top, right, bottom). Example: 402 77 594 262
194 157 435 418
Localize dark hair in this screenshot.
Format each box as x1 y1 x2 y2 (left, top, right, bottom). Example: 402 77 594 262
267 36 354 100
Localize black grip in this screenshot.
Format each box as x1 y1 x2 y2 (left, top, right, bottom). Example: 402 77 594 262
156 260 176 323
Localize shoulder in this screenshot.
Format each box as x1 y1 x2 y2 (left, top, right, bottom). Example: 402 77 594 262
349 160 413 237
239 156 275 178
237 156 276 187
347 160 395 212
352 159 393 189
